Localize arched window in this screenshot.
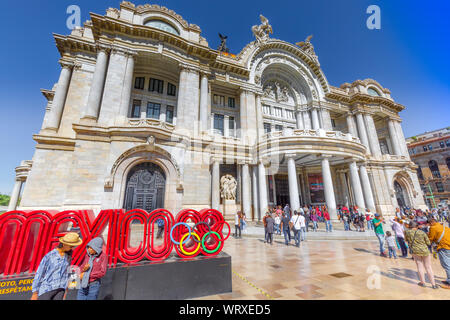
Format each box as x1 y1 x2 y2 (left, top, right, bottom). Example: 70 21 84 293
144 19 180 36
417 165 424 180
428 160 441 178
446 157 450 171
367 87 381 96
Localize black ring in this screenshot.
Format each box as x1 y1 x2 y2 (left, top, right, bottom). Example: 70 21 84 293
192 221 212 243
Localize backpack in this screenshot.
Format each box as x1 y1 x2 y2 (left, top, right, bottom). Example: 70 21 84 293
157 219 164 227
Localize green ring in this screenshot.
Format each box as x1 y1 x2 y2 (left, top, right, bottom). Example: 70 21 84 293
201 231 221 254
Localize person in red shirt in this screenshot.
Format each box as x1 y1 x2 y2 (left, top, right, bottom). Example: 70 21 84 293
324 209 333 232
77 237 108 300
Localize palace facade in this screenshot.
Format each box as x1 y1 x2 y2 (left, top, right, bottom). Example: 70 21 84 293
9 1 427 220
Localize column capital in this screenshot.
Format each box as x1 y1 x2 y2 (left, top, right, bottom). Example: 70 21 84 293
285 153 297 160
199 70 211 78
258 158 271 167
110 45 137 57
96 43 112 54
320 154 333 159
58 59 75 70
210 156 222 164
179 63 199 74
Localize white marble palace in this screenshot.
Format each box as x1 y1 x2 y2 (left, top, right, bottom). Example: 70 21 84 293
9 1 427 220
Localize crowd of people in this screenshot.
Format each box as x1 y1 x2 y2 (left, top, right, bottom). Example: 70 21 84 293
233 203 450 290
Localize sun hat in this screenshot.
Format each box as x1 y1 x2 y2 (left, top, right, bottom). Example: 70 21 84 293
59 232 83 247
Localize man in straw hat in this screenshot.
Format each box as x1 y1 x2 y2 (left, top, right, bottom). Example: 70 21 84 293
31 232 83 300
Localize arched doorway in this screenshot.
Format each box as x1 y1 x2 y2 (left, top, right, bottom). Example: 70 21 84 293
394 180 409 209
123 162 166 212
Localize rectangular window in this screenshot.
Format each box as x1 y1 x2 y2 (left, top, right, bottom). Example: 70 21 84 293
440 141 445 148
167 83 176 96
134 77 145 90
228 97 235 108
275 124 283 132
149 78 164 93
423 146 428 152
214 114 224 135
229 116 235 136
331 119 336 129
220 96 225 106
436 182 444 193
146 102 161 119
166 106 174 124
131 100 141 118
264 123 271 134
428 144 433 151
446 140 450 147
213 94 219 105
285 110 294 120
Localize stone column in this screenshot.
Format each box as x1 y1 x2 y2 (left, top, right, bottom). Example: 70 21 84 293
118 52 136 119
359 165 376 212
255 93 264 139
241 163 251 217
44 61 73 131
346 113 358 137
355 112 370 153
394 120 409 157
296 111 304 129
388 119 401 155
311 107 320 130
211 159 220 210
349 161 366 211
258 161 269 217
199 73 209 132
340 171 350 207
252 165 260 221
176 65 199 133
287 154 300 212
321 109 333 130
8 180 23 211
321 156 337 220
82 46 110 120
364 114 382 157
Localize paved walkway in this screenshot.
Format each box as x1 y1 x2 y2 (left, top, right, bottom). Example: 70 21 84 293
194 237 450 300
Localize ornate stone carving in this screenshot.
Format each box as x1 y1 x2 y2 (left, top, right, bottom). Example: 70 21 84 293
252 15 273 44
220 174 237 200
296 35 320 66
263 82 291 102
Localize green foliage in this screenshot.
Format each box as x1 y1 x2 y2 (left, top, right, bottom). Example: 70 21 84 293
0 194 10 206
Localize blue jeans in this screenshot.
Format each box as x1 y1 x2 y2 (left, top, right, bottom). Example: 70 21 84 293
438 249 450 283
344 222 349 231
274 223 281 234
77 280 101 300
312 221 318 231
283 228 290 245
293 229 301 246
367 220 373 230
325 220 333 232
388 246 397 258
375 233 385 254
300 227 306 241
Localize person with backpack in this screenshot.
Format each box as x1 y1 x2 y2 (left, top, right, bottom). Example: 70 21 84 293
428 218 450 289
77 237 108 300
281 212 291 246
156 218 165 239
289 211 304 247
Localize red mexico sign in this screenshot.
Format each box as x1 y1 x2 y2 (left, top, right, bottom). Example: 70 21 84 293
0 208 230 276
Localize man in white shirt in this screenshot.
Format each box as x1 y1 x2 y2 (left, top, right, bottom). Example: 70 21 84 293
290 211 305 247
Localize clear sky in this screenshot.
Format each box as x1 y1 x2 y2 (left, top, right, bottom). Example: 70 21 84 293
0 0 449 194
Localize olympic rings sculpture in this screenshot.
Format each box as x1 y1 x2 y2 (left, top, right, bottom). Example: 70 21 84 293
0 208 232 275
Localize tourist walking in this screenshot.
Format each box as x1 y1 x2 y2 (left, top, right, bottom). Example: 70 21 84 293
31 232 83 300
156 218 165 239
385 231 398 259
77 237 107 300
281 212 291 246
289 211 303 247
428 218 450 289
343 213 350 231
405 221 439 289
304 205 311 232
373 213 387 257
274 214 281 235
311 210 318 231
324 209 332 232
265 213 274 245
390 217 408 257
235 211 242 238
263 211 270 243
240 212 247 234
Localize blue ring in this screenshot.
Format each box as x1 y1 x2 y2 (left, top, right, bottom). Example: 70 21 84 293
170 222 192 245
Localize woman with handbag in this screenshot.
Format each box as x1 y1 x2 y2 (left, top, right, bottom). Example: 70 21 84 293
405 221 439 289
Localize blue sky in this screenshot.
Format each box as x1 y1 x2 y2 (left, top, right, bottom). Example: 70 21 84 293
0 0 449 194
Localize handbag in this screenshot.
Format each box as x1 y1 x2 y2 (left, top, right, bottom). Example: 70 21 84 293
289 216 299 230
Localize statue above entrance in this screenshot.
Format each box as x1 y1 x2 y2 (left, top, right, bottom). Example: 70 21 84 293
252 14 273 44
220 174 237 200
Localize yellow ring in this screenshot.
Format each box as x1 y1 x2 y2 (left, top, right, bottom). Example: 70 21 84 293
179 232 201 256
